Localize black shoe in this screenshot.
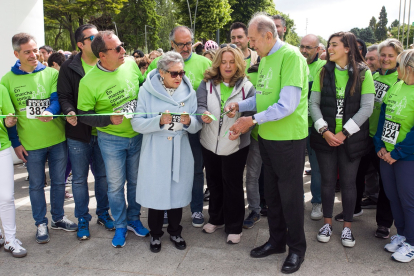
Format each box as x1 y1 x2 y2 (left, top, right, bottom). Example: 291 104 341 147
259 201 268 216
361 197 377 209
150 237 161 253
170 235 186 250
281 253 304 274
203 188 210 201
250 242 286 258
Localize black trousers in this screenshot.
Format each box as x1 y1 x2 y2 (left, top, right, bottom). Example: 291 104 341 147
355 145 394 228
202 146 249 234
148 208 182 238
259 136 307 257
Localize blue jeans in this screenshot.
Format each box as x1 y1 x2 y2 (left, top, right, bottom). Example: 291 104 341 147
307 128 322 203
98 131 142 228
26 141 67 226
67 136 109 221
189 131 204 213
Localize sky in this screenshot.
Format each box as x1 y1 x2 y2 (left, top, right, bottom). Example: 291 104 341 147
274 0 410 40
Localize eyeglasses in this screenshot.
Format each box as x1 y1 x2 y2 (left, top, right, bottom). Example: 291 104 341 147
166 70 185 78
81 35 95 42
173 41 192 49
220 44 237 49
104 42 125 53
299 45 318 50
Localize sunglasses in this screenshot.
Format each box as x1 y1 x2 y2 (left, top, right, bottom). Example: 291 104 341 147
166 70 185 78
220 44 237 49
81 35 95 42
104 42 125 53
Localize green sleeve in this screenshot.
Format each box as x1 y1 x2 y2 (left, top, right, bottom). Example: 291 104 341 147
311 71 321 92
77 80 96 112
143 57 159 80
361 70 375 95
1 85 15 114
281 52 306 89
50 69 58 92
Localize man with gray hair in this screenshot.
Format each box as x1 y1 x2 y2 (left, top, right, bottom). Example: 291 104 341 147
366 44 380 73
77 30 149 248
271 14 287 41
225 13 308 273
144 26 212 229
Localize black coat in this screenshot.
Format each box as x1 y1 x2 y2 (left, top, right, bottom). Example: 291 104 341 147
310 61 370 161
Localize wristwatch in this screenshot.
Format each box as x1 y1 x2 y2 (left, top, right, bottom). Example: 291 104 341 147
342 128 351 138
252 115 258 125
319 126 328 136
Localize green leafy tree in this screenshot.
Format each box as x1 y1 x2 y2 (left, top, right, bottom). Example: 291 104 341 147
390 24 414 48
227 0 275 25
375 6 388 41
359 27 376 44
317 36 327 47
350 27 361 37
115 0 161 53
44 0 127 50
369 16 377 29
155 0 178 51
390 19 399 29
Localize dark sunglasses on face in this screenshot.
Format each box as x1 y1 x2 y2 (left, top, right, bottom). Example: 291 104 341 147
220 44 237 49
81 35 95 42
166 70 185 78
104 42 125 53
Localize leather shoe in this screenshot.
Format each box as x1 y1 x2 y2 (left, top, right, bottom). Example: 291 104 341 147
250 242 286 258
281 253 304 274
170 235 187 250
150 237 161 253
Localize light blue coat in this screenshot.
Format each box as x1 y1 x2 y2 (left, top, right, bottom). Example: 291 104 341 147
131 69 202 210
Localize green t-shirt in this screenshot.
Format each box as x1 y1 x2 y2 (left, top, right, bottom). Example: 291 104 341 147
0 84 15 151
219 83 233 113
308 59 326 127
312 68 375 134
256 44 309 141
144 53 212 91
0 67 65 150
369 71 398 137
381 81 414 153
77 59 140 138
81 58 98 136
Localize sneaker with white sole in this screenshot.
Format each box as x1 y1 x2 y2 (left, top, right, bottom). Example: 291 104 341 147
317 223 332 243
385 235 406 253
227 233 242 244
51 216 78 231
191 212 205 227
4 239 27 258
202 223 224 234
0 230 4 248
341 227 355 247
36 223 50 244
392 242 414 263
311 203 323 220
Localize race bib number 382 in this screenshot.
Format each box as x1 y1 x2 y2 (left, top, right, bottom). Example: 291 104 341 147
381 120 401 145
26 98 50 119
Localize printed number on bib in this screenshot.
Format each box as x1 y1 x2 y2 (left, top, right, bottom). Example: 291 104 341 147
336 98 344 119
381 120 400 145
374 81 389 103
26 98 50 119
166 115 183 132
117 100 137 119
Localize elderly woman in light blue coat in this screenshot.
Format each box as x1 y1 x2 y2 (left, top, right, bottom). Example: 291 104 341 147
131 51 202 253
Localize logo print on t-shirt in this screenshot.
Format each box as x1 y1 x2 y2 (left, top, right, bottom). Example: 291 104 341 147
263 68 273 90
187 71 195 86
32 84 47 99
125 79 136 98
395 96 407 116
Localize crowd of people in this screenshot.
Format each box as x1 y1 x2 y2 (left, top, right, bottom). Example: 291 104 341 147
0 11 413 274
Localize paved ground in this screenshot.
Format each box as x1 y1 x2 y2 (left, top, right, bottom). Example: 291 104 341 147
1 158 413 276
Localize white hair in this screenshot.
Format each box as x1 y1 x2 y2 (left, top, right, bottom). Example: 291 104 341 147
248 12 278 39
157 51 184 72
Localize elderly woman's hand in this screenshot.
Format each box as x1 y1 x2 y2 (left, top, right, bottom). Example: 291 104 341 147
5 113 17 128
201 111 213 124
224 102 238 118
180 112 191 125
160 110 172 125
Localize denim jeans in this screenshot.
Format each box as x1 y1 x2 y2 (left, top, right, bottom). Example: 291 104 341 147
26 141 67 226
67 136 109 221
189 131 204 213
307 128 322 203
98 131 142 229
245 138 262 213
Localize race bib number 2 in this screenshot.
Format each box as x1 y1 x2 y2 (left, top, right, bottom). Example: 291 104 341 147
381 120 401 145
26 98 50 119
165 115 183 132
336 98 344 119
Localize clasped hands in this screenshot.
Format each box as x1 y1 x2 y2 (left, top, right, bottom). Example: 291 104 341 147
377 147 396 165
160 110 191 125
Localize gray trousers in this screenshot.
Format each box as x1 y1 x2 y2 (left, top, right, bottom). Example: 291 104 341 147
245 138 262 213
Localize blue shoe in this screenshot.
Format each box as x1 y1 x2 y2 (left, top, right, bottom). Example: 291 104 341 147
112 228 128 248
191 212 205 228
36 223 50 244
97 211 115 231
77 218 90 240
127 220 149 237
243 211 261 229
51 216 78 231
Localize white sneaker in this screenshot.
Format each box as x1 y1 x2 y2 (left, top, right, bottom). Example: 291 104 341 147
227 233 242 244
0 230 4 247
311 203 323 220
317 223 332 243
341 227 355 247
385 235 406 253
392 242 414 263
4 239 27 258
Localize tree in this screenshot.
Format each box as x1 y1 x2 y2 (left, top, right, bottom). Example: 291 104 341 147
359 27 376 44
369 16 377 29
44 0 127 50
155 0 178 51
350 27 361 38
227 0 275 25
375 6 388 41
115 0 161 53
390 19 399 29
317 36 327 47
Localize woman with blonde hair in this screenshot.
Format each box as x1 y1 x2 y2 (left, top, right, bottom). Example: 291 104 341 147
203 49 216 62
196 44 256 244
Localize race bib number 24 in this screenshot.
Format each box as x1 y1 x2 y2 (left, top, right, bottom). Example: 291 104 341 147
26 98 50 119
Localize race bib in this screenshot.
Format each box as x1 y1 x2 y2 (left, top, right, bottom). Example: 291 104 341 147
116 100 137 119
26 98 50 119
381 120 400 145
165 115 183 132
374 81 389 103
336 98 344 119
